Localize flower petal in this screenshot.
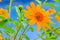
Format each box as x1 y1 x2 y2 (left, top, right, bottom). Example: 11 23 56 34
43 23 52 30
36 4 41 11
55 15 60 22
30 2 35 8
23 10 28 13
41 24 46 32
24 13 34 19
29 18 36 25
26 6 32 12
47 9 56 14
36 22 41 31
30 2 36 12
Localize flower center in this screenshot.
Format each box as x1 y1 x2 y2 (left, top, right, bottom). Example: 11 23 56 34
35 12 44 21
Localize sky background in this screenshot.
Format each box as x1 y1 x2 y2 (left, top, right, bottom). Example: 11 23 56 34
0 0 60 40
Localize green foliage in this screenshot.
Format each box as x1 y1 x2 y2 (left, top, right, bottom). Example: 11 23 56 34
3 26 16 37
20 34 30 40
43 2 56 8
4 38 10 40
55 8 60 16
6 6 11 12
29 27 34 32
54 0 60 3
0 16 8 27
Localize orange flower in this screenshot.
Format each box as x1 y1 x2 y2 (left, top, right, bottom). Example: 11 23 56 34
55 15 60 22
0 8 9 19
23 2 56 32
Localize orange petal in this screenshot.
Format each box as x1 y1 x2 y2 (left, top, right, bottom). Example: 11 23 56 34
36 4 41 12
55 15 60 22
43 17 53 24
42 26 46 32
36 22 41 31
41 23 46 32
5 14 10 18
30 2 36 12
23 10 28 13
26 6 32 12
30 2 35 8
43 23 51 30
47 9 56 14
29 19 36 25
5 10 8 13
46 19 53 24
24 13 33 19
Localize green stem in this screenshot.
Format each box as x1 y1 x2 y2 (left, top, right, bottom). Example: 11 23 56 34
18 25 30 40
14 23 22 40
9 0 12 16
22 25 30 35
9 0 12 40
14 30 20 40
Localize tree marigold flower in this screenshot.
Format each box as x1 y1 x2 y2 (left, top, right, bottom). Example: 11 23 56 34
23 2 56 32
0 8 9 19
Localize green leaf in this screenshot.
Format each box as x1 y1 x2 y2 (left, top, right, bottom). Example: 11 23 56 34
15 6 20 17
20 34 30 40
0 16 8 27
11 0 14 3
4 38 10 40
3 26 16 37
43 2 56 8
29 27 34 32
50 35 57 40
54 0 60 3
6 6 11 12
55 8 60 16
4 27 14 33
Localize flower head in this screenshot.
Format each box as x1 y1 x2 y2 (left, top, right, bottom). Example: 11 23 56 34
0 8 9 19
23 2 56 32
